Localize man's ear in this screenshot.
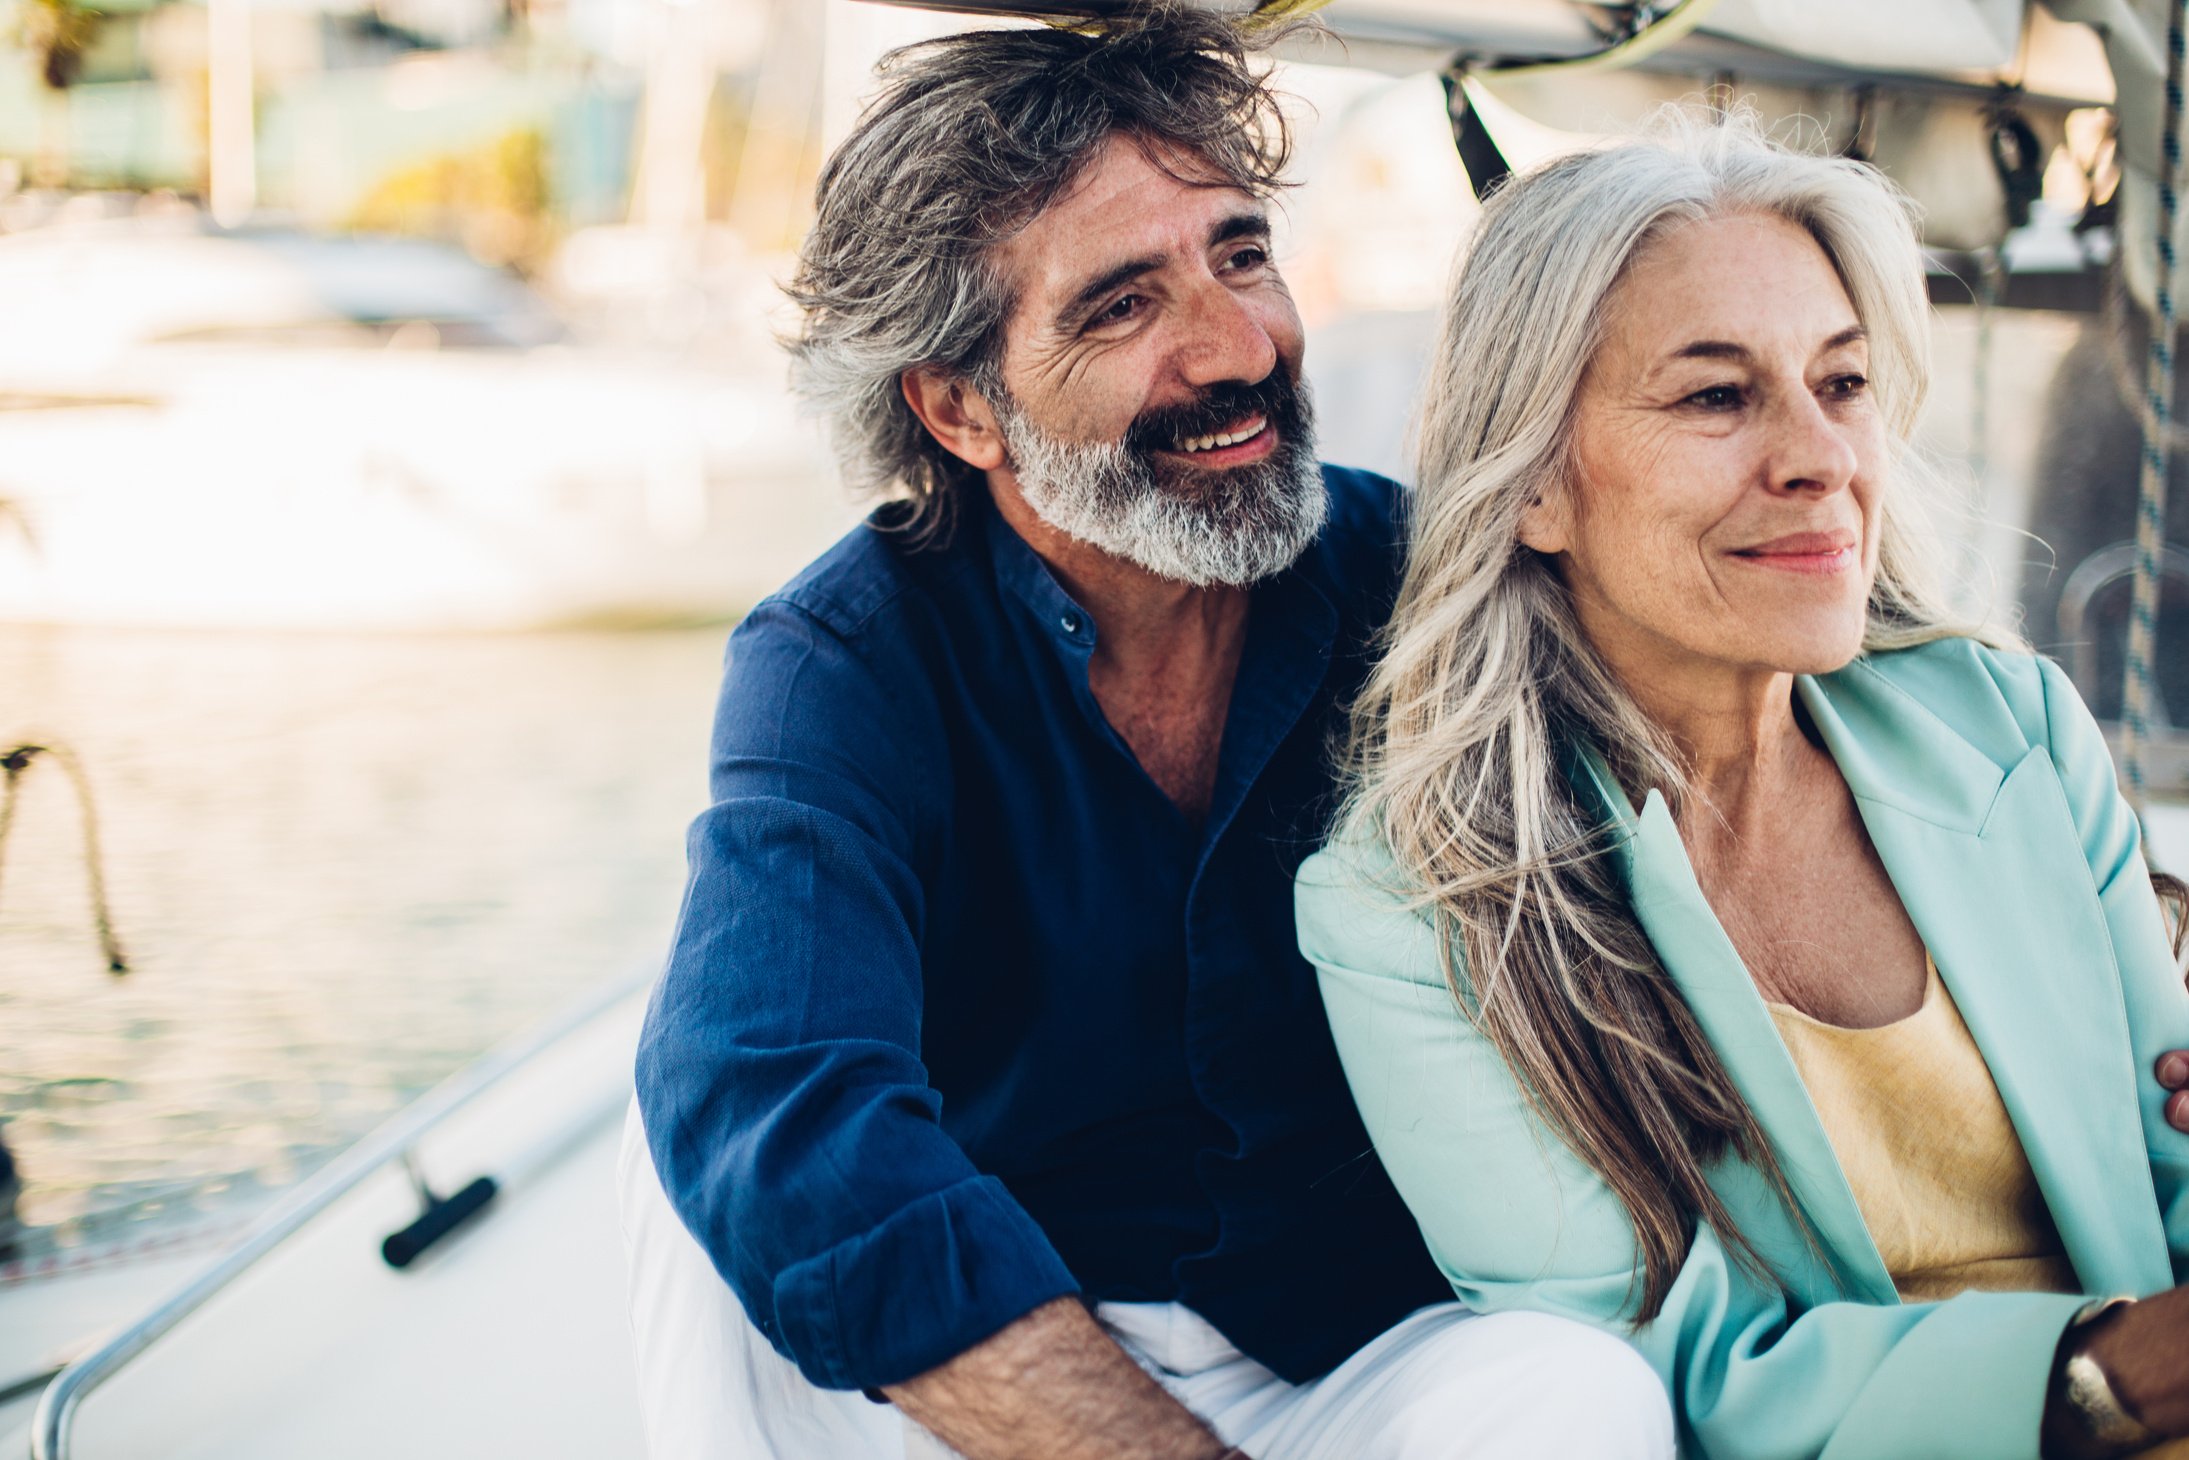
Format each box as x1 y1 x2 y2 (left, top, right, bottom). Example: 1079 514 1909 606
902 367 1007 473
1515 478 1573 557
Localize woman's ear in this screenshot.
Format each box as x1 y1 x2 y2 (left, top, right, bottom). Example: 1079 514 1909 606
902 367 1008 473
1515 479 1572 556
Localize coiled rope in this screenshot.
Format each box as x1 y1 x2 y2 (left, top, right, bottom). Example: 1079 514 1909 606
2125 0 2189 809
0 743 129 975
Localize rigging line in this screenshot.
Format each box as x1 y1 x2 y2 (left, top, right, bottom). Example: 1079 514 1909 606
1040 0 1333 35
1465 0 1725 84
2104 266 2189 452
2124 0 2189 811
1243 0 1335 18
1440 1 1726 200
2006 0 2034 93
1971 246 2003 497
0 743 129 975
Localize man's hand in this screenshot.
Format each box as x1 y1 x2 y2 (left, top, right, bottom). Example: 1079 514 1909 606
884 1297 1243 1460
2159 1052 2189 1132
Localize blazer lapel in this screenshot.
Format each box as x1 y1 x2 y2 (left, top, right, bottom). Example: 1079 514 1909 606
1576 749 1899 1307
1803 667 2174 1297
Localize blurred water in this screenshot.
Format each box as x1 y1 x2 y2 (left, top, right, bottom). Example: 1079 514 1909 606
0 624 723 1250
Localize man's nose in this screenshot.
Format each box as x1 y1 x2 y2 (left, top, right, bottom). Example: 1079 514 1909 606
1764 385 1860 495
1170 275 1279 390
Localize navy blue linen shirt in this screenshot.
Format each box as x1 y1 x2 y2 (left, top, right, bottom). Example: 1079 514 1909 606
636 465 1451 1394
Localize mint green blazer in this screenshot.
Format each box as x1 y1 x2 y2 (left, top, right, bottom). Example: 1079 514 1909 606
1296 639 2189 1459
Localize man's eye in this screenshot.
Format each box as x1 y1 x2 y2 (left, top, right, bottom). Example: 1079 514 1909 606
1683 384 1745 411
1095 294 1144 326
1225 245 1269 271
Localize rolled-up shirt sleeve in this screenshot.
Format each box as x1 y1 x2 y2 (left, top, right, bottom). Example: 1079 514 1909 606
635 598 1081 1392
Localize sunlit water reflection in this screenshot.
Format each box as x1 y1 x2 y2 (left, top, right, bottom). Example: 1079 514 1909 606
0 625 723 1251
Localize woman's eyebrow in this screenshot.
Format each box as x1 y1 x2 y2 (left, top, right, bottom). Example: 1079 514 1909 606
1661 324 1867 365
1668 339 1748 363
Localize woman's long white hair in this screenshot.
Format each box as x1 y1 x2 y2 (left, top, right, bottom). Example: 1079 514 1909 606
1343 112 1986 1321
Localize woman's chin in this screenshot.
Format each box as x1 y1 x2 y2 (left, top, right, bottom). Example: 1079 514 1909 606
1757 634 1868 679
1718 615 1870 679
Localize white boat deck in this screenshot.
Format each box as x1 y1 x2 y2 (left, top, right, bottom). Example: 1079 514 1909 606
1 990 646 1460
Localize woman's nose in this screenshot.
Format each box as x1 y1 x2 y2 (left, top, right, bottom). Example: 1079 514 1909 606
1765 387 1860 495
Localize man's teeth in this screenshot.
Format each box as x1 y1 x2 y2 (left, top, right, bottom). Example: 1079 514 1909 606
1176 418 1266 454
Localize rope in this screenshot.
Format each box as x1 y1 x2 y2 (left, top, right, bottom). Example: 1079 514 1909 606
1040 0 1333 35
1439 1 1727 200
2105 265 2189 453
2124 0 2189 809
1462 0 1724 84
0 743 129 975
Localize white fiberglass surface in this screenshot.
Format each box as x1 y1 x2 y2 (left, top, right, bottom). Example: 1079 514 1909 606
2 993 646 1460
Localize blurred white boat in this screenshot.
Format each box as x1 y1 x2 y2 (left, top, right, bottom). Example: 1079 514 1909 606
0 214 857 631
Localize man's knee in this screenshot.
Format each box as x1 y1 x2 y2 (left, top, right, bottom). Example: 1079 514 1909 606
1383 1308 1673 1460
1468 1311 1673 1460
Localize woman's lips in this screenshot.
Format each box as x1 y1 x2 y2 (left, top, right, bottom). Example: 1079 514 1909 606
1730 531 1858 575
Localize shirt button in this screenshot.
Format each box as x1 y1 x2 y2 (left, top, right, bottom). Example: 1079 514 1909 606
1060 613 1082 636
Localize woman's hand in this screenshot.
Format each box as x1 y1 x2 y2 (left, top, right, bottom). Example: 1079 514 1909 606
2159 1052 2189 1133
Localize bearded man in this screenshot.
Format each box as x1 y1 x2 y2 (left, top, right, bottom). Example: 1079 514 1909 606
620 10 1675 1458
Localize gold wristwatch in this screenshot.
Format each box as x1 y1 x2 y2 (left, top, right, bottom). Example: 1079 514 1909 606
2059 1297 2159 1455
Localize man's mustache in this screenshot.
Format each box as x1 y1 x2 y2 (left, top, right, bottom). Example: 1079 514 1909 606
1124 370 1307 459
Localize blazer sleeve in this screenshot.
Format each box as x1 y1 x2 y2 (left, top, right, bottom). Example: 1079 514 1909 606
2034 653 2189 1277
1298 840 2086 1460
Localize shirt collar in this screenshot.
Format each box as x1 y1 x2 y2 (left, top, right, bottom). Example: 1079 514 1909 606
974 482 1343 844
976 486 1100 653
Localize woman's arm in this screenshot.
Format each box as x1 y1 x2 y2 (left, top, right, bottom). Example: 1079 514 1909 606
1299 840 2085 1460
2029 654 2189 1443
2035 654 2189 1276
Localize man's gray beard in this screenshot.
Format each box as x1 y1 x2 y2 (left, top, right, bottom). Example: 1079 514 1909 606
990 385 1327 589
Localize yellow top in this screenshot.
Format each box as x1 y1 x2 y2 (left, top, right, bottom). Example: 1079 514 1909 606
1766 956 2077 1302
1772 970 2189 1457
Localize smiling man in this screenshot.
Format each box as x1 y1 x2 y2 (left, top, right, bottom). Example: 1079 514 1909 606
619 9 1675 1459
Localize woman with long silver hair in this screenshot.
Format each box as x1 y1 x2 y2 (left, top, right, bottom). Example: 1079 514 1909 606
1298 114 2189 1458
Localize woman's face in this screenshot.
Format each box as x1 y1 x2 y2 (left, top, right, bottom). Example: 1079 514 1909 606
1522 211 1887 700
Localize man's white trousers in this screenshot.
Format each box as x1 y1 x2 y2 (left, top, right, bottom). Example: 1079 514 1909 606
618 1101 1675 1460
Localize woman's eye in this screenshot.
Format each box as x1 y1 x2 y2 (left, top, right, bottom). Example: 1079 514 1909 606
1823 373 1869 399
1683 384 1745 411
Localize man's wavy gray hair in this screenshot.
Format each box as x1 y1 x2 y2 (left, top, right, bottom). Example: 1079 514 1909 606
785 6 1298 546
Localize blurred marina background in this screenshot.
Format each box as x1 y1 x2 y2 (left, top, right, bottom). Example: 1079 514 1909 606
0 0 2185 1450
